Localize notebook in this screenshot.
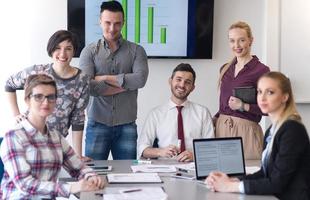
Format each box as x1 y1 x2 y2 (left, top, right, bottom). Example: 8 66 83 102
193 137 246 180
107 173 162 184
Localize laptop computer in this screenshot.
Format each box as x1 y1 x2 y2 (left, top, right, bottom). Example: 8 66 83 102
193 137 246 180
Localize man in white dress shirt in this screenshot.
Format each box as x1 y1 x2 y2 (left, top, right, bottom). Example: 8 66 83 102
137 63 214 162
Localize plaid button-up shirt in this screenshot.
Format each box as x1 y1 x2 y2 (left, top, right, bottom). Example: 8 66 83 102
0 120 96 199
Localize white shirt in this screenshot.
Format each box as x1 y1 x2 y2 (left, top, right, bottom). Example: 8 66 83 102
137 100 214 157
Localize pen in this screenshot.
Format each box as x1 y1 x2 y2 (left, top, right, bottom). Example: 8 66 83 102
133 160 152 164
122 189 142 193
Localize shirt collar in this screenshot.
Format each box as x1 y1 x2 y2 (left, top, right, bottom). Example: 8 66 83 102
20 119 49 137
20 119 37 137
168 99 189 110
102 35 124 50
231 55 259 69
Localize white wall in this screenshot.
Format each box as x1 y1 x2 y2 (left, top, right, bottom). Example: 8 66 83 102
265 0 310 132
1 0 309 143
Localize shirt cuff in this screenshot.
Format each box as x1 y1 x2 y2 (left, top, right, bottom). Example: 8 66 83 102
57 182 71 197
116 73 125 87
138 144 151 158
80 167 97 180
239 181 245 193
91 80 108 96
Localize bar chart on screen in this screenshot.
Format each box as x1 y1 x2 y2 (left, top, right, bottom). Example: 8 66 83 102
85 0 188 57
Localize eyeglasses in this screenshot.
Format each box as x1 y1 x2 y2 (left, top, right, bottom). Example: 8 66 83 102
29 93 57 103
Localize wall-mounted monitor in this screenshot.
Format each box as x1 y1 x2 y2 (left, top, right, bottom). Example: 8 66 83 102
68 0 214 59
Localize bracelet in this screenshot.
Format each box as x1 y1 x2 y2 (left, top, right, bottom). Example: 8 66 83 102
239 101 245 112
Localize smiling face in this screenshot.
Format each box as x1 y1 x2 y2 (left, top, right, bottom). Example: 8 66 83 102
51 40 74 67
169 71 195 104
228 28 253 58
257 77 289 118
100 10 124 43
26 85 57 119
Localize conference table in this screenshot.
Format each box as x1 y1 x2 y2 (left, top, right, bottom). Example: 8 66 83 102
79 159 278 200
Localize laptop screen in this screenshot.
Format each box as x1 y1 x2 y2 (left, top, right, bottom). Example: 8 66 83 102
193 137 246 179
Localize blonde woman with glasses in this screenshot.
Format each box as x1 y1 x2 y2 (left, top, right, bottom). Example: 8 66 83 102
1 74 104 199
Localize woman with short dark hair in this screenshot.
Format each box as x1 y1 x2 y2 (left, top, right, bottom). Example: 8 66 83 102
5 30 91 161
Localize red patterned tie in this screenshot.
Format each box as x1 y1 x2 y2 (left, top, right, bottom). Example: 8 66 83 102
176 106 185 152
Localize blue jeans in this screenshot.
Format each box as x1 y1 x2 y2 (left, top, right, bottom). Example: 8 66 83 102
85 119 137 160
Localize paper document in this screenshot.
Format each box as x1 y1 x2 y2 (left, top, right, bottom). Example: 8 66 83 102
104 187 168 200
175 162 195 172
107 173 162 183
170 172 195 180
131 164 177 173
246 166 260 174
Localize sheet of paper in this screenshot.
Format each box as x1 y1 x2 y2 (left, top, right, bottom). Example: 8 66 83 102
107 173 162 183
246 166 260 174
104 187 168 200
131 164 177 173
174 162 195 172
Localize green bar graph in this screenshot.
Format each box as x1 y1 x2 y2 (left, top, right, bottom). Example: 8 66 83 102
148 7 154 43
121 0 127 39
135 0 141 43
160 27 166 44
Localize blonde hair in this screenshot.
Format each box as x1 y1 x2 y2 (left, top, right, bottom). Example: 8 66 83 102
258 71 302 127
218 21 253 88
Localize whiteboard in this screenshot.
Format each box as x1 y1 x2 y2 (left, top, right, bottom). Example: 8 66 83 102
280 0 310 103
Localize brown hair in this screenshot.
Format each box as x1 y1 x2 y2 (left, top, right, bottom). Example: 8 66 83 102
217 21 253 88
24 74 57 100
258 71 302 126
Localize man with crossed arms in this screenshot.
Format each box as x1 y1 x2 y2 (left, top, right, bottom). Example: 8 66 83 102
137 63 214 162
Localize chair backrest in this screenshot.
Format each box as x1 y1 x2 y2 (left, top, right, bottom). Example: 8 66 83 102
0 138 4 181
